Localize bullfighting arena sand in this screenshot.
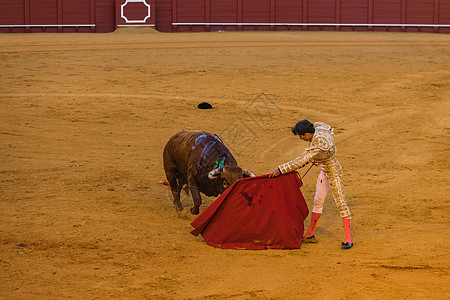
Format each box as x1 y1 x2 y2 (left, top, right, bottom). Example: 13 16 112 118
1 28 449 299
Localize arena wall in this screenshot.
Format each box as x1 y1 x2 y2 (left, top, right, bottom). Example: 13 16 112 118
0 0 449 33
169 0 450 33
0 0 115 33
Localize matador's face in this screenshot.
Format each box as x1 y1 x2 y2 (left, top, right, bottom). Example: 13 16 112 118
299 132 314 142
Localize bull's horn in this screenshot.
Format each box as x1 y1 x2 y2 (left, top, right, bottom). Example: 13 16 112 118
242 169 256 177
208 168 221 180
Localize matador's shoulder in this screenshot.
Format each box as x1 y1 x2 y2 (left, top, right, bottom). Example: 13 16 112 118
309 135 332 151
314 122 332 131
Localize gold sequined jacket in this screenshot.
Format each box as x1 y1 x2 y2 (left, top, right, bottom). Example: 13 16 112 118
278 122 337 174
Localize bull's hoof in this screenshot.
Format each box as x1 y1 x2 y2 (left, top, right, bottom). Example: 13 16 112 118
177 208 192 220
190 207 200 215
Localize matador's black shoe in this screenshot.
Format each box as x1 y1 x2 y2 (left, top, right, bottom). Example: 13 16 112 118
341 241 353 249
302 235 319 243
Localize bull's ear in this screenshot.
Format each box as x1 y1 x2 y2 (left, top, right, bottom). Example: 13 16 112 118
208 168 222 180
242 169 256 178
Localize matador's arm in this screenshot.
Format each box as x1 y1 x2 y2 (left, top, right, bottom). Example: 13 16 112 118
278 148 322 174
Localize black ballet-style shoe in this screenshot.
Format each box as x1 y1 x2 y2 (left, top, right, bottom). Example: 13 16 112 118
302 235 319 243
341 241 353 249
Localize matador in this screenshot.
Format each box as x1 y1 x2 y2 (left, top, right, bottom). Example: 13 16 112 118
269 120 353 249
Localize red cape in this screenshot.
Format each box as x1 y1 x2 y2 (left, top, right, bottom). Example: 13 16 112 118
190 172 309 249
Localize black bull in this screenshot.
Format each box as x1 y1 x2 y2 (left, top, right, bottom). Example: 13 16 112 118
163 130 255 214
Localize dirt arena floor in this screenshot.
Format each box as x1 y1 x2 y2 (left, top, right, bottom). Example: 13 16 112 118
0 28 449 299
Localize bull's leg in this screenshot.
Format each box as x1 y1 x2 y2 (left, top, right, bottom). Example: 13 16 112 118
167 171 183 211
171 187 183 211
188 179 202 215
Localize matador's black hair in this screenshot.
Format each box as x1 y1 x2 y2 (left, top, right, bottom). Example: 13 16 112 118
291 119 315 136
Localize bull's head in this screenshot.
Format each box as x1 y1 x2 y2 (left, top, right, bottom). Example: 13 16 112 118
208 166 256 192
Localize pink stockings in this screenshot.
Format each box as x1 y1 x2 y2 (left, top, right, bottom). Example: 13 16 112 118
304 213 352 245
342 217 352 244
304 165 352 244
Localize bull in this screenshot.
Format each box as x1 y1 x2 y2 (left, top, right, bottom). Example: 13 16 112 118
163 130 255 214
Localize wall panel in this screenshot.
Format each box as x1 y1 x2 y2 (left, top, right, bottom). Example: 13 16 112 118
211 0 238 23
63 0 90 24
275 0 303 23
177 0 205 23
440 0 450 22
439 0 450 33
95 0 115 32
407 0 435 23
0 1 25 25
29 0 57 24
341 0 368 23
242 0 270 22
154 0 172 32
373 0 401 23
308 0 336 23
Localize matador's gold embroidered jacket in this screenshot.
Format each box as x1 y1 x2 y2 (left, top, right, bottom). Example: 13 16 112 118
278 122 336 173
278 121 351 219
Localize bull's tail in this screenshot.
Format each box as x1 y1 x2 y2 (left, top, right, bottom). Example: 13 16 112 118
159 180 189 195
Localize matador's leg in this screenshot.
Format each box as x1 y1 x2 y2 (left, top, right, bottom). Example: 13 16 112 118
327 162 353 249
327 163 351 220
304 165 330 239
312 165 330 214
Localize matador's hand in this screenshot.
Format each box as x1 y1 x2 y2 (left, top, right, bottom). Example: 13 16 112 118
269 168 281 178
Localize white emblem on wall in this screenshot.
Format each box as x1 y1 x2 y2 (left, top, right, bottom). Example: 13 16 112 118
121 0 151 24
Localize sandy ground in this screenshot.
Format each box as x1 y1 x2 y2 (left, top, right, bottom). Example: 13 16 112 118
0 28 449 299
